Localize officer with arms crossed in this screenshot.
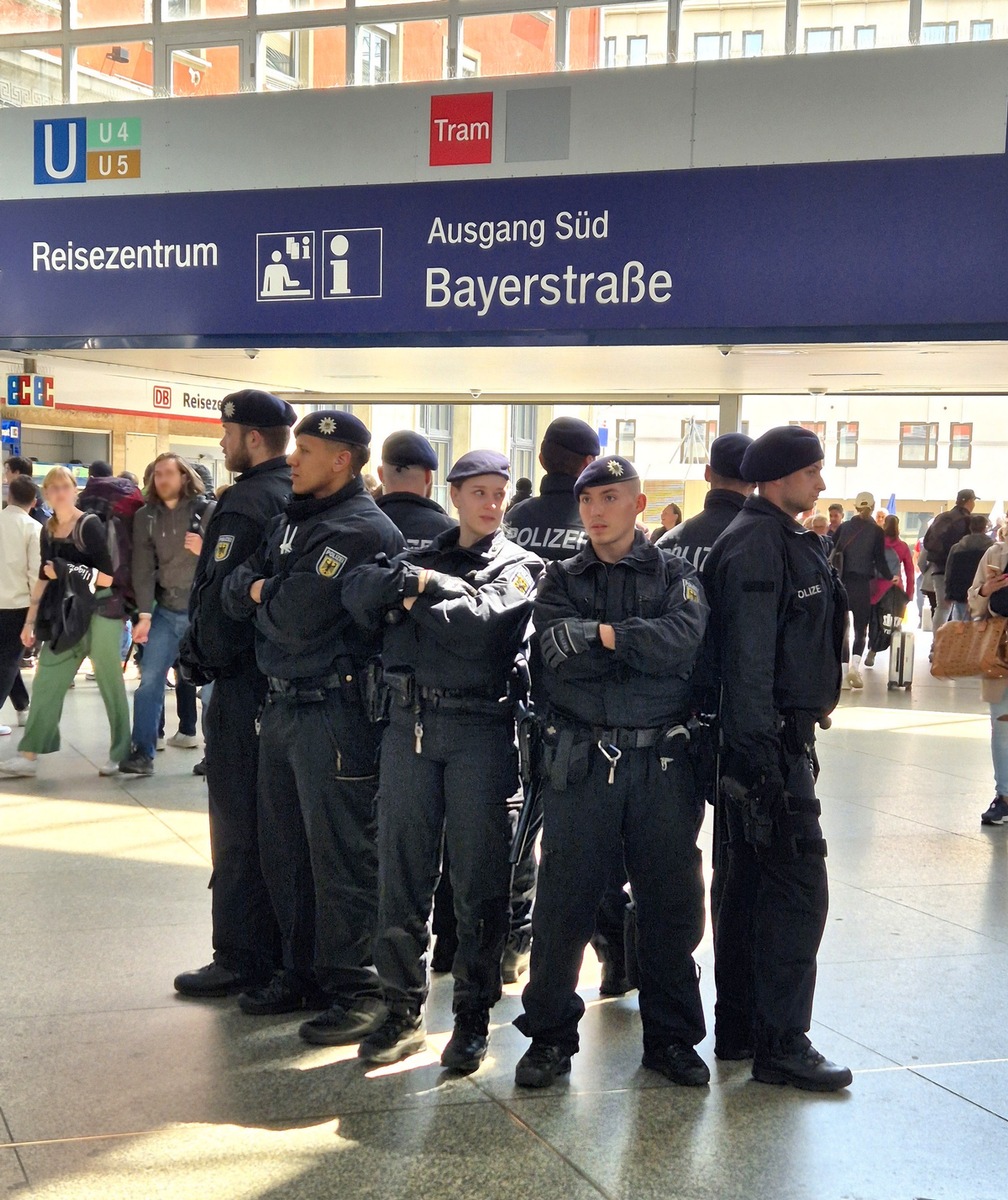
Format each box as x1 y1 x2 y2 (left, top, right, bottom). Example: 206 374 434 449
375 431 456 550
513 455 710 1089
222 410 404 1045
343 451 544 1073
174 390 296 999
704 426 852 1091
504 416 632 993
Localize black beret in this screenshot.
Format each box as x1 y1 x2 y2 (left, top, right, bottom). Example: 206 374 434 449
709 433 753 481
573 455 639 498
381 430 439 471
741 426 824 484
220 389 296 429
294 409 371 448
542 417 600 457
446 450 510 483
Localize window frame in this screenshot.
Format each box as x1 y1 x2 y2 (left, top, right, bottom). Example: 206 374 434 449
836 420 859 468
898 420 939 469
949 420 973 470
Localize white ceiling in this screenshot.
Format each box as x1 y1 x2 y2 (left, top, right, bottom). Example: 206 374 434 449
41 340 1008 401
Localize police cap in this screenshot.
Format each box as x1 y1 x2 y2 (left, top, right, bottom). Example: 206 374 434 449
220 389 297 429
709 432 753 481
740 426 824 484
542 417 601 457
446 450 510 483
294 409 371 448
381 430 439 471
573 455 640 498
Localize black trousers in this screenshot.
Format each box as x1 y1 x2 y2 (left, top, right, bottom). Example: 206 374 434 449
844 573 873 659
257 687 383 1004
515 743 706 1057
0 609 28 715
204 667 281 976
374 706 517 1018
713 743 829 1054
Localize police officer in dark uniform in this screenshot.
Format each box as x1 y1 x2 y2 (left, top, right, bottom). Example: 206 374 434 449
343 450 544 1073
221 410 404 1046
375 431 456 550
656 433 754 572
513 455 710 1089
704 426 852 1091
504 417 637 992
174 389 296 999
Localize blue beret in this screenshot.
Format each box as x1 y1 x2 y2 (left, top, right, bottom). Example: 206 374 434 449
741 426 824 484
294 409 371 448
446 450 510 483
709 433 753 481
573 455 640 498
542 417 600 457
381 430 439 471
220 389 296 429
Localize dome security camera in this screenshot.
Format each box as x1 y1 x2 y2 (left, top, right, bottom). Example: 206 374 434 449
244 348 260 360
717 345 733 358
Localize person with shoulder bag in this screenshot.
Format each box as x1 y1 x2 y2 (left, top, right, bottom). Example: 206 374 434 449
0 466 130 778
968 542 1008 826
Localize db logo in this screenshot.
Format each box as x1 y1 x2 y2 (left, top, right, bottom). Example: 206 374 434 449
152 386 172 410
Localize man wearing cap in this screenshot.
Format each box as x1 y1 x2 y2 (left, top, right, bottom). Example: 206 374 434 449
513 455 710 1090
375 431 456 551
704 426 852 1091
221 409 404 1044
923 488 977 631
174 390 296 999
832 491 889 689
343 450 544 1072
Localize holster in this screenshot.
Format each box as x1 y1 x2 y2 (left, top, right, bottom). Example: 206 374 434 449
539 723 592 792
383 668 416 709
365 658 390 727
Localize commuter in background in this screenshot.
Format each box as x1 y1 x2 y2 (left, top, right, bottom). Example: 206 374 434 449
826 503 845 545
649 501 682 544
874 510 887 528
0 478 41 734
119 455 214 776
833 492 889 689
922 488 976 631
865 515 915 667
943 515 994 623
969 543 1008 825
4 456 50 523
505 477 533 513
0 466 130 778
810 513 830 539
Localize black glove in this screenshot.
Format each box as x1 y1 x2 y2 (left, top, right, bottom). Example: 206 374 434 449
539 619 600 669
421 569 477 602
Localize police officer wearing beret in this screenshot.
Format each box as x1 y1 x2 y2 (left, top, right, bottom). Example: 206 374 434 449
343 451 544 1072
221 409 405 1044
174 390 296 998
704 426 852 1091
375 431 457 551
513 455 710 1089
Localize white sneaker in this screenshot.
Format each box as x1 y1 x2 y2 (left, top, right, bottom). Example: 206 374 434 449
847 668 864 690
99 759 122 776
0 725 11 736
156 736 167 752
0 756 37 777
841 672 852 691
166 732 199 750
16 710 27 726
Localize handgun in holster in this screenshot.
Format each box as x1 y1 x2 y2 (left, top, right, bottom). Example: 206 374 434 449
719 774 784 851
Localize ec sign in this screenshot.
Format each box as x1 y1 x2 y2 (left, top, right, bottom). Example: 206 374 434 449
6 375 55 407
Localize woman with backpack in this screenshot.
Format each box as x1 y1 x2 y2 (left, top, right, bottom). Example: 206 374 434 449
832 491 891 689
865 514 915 666
0 466 131 778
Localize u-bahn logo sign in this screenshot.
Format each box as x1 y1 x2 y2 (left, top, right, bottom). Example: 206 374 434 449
34 118 142 186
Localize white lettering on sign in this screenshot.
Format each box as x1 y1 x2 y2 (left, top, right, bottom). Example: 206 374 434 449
433 118 491 144
425 262 673 318
427 210 611 252
32 239 219 273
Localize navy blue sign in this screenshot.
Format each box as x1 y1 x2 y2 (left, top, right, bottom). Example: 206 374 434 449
2 149 1008 348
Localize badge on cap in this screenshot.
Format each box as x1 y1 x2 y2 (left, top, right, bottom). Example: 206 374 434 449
318 416 337 436
223 401 236 419
316 546 348 579
608 460 625 477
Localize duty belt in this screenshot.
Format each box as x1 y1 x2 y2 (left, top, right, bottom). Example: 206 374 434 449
267 673 344 700
589 725 663 751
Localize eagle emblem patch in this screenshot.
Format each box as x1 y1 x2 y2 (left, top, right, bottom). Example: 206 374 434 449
511 568 532 596
214 535 235 562
316 546 348 579
683 579 699 604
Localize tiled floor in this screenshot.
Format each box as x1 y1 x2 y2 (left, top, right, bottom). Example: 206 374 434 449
1 637 1006 1199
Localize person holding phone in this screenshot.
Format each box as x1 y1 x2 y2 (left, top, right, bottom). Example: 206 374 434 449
968 546 1008 825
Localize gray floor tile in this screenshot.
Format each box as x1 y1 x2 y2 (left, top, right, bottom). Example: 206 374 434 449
912 1058 1008 1122
868 879 1008 945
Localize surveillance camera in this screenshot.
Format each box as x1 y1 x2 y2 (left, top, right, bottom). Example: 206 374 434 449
717 345 732 358
469 387 482 399
244 348 259 360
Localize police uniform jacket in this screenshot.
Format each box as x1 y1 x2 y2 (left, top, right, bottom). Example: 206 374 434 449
221 475 404 681
376 491 456 550
535 531 708 729
503 474 588 561
655 489 747 574
703 495 846 781
342 526 544 698
187 456 291 676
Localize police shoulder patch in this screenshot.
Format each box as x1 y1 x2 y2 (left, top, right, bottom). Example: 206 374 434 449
682 578 699 604
214 534 235 562
316 546 348 579
511 567 533 595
